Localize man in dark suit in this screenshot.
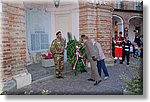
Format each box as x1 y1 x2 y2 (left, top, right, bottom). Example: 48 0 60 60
81 35 101 85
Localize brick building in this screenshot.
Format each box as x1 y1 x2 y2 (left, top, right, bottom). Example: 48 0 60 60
0 0 143 93
112 0 143 42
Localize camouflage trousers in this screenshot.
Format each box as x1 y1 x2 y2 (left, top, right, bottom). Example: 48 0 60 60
54 54 64 77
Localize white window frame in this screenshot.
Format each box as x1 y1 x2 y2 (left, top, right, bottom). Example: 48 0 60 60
26 8 51 52
115 0 122 9
30 31 49 52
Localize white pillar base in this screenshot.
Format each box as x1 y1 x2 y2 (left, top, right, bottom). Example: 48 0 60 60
0 82 3 94
13 72 32 89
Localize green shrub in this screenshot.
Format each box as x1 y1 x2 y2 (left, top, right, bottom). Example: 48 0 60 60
125 77 143 95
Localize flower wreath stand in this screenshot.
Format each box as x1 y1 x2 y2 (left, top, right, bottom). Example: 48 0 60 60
41 59 55 68
41 52 55 68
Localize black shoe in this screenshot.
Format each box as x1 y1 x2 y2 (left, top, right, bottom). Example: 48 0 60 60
56 76 64 79
127 62 129 65
114 60 116 63
120 61 123 64
88 78 95 82
94 80 101 85
59 76 64 79
80 69 87 73
56 76 61 79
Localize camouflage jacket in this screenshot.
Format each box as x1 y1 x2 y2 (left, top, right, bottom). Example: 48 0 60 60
50 38 65 54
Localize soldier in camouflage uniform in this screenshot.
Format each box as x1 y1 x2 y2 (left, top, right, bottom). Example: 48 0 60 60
50 31 65 78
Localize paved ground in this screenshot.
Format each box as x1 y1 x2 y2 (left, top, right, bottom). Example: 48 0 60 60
6 57 142 95
26 62 71 81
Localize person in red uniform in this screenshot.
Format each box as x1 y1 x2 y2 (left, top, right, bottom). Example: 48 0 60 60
114 31 124 64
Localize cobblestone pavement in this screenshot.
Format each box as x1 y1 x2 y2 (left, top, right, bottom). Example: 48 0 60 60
7 58 143 95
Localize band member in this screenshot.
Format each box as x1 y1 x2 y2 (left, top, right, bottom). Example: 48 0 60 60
114 31 124 64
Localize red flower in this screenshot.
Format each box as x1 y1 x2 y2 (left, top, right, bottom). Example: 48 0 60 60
41 52 54 59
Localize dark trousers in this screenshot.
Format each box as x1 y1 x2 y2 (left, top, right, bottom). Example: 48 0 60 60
122 51 130 63
97 59 109 77
140 48 143 58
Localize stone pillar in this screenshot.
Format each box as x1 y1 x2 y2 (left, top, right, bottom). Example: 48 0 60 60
124 19 130 30
97 5 113 58
0 1 31 93
97 5 114 66
79 1 114 66
79 0 97 38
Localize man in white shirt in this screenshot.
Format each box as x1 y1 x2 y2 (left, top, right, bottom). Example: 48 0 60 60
91 38 109 80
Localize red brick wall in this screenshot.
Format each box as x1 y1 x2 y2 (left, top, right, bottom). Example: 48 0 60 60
97 5 113 58
0 2 27 81
121 1 135 10
113 11 143 28
79 1 113 58
111 1 142 11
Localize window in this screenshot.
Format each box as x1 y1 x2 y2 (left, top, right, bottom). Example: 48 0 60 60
26 8 51 52
115 0 122 9
31 31 49 51
134 0 142 11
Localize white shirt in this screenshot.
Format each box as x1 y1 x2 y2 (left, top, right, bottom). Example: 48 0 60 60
93 41 106 60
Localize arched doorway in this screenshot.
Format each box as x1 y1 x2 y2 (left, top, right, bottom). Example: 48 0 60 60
24 0 79 81
128 16 143 42
112 15 124 37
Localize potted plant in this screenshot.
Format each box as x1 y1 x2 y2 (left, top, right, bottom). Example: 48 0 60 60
41 52 55 68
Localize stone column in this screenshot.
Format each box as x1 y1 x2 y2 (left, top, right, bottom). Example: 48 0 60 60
96 4 114 66
79 0 114 66
0 1 31 93
97 5 113 57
